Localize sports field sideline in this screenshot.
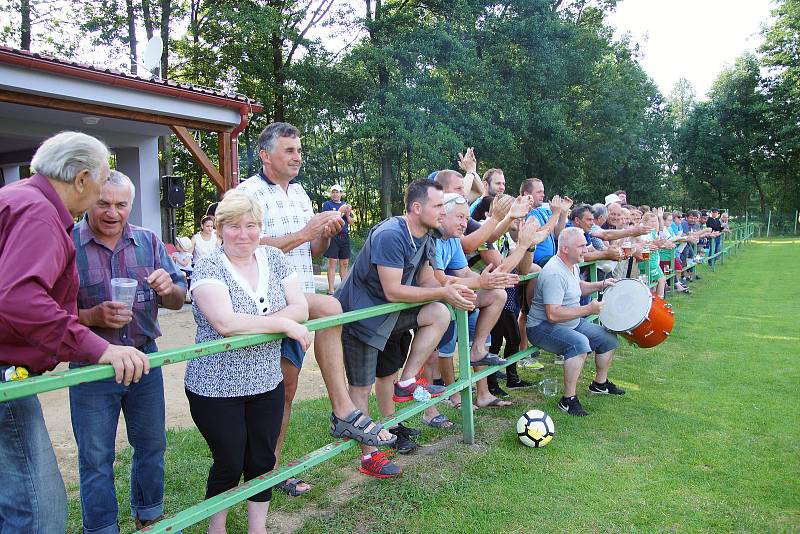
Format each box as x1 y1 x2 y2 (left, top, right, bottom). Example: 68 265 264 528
68 238 800 533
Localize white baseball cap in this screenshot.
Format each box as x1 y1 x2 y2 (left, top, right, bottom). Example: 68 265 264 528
331 184 343 192
604 193 622 206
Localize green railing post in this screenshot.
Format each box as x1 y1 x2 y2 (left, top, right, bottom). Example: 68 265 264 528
455 308 475 444
665 248 675 296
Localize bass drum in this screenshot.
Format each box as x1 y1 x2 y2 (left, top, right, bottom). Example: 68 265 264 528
598 278 674 348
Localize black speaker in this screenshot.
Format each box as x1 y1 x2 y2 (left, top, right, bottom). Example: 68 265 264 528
162 175 185 208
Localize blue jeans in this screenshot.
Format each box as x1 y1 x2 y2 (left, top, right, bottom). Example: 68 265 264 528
69 340 167 534
527 318 619 360
0 395 67 533
709 236 722 266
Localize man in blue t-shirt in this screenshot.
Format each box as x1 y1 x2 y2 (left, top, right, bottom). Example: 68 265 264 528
469 168 506 218
420 194 550 424
518 178 572 317
336 180 475 477
520 178 571 266
322 184 353 294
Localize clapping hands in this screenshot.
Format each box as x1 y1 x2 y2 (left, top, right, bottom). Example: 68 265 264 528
458 147 478 174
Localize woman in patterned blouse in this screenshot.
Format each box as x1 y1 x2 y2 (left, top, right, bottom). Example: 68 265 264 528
186 191 311 533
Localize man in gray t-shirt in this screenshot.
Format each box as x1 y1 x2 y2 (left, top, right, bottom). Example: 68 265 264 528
525 227 625 417
527 250 583 330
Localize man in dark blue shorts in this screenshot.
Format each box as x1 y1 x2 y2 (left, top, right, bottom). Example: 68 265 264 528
526 227 625 417
322 184 353 294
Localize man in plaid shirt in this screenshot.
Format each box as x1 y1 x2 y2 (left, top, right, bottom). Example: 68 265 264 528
237 122 395 495
71 170 186 532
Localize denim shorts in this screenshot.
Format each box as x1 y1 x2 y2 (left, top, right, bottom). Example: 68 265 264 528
526 318 618 359
282 338 306 369
437 310 484 357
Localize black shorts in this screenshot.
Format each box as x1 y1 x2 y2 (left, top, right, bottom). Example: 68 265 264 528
376 330 413 379
324 234 351 259
342 309 419 386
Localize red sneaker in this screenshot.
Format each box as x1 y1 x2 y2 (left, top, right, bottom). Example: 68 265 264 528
358 451 403 478
392 378 446 402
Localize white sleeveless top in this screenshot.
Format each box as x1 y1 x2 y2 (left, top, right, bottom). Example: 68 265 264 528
193 232 219 261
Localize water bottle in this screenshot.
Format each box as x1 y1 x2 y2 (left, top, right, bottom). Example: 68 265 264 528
412 385 431 402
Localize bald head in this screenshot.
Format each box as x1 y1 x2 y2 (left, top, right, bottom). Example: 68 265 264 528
435 170 465 195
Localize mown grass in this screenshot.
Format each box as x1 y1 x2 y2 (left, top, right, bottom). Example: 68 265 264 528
67 239 800 533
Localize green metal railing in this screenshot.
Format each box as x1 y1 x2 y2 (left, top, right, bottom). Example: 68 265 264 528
0 227 755 533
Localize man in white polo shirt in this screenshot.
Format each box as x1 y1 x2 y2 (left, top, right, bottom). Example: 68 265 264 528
237 122 395 496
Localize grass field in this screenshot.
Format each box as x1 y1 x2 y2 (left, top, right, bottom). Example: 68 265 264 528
67 238 800 533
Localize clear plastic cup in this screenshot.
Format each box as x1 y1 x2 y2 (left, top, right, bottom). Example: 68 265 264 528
539 378 560 397
111 278 138 310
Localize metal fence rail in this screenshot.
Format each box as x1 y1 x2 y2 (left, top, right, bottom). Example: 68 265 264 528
0 225 756 533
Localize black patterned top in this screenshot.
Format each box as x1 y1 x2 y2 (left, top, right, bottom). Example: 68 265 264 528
185 246 296 397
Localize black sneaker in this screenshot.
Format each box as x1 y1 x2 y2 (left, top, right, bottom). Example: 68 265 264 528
495 371 507 380
588 380 626 395
506 378 533 389
558 396 589 416
393 423 421 438
390 429 418 455
489 386 511 399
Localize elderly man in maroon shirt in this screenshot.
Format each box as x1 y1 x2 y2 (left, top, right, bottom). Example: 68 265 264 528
0 131 150 534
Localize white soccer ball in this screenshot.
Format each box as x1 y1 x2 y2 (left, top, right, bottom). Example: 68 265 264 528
516 409 555 448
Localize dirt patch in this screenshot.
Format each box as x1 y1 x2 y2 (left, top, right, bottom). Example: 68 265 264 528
267 425 503 533
42 305 328 486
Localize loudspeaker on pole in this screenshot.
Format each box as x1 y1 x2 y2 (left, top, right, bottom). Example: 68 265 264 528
162 175 185 208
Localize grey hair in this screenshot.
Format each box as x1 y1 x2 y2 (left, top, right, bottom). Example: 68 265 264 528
443 192 467 214
257 122 301 153
559 226 586 249
107 170 136 202
30 131 110 183
591 203 608 219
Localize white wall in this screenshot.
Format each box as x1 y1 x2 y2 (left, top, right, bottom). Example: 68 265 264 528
115 139 161 234
1 165 20 185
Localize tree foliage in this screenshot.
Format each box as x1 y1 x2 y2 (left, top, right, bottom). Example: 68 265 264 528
2 0 796 234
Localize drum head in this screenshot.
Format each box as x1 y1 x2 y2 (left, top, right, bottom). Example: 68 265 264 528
599 278 652 332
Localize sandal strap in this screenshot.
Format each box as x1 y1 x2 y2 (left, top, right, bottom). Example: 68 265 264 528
330 409 396 447
352 415 374 431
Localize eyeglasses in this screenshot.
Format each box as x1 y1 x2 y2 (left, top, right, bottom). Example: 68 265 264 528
444 196 468 206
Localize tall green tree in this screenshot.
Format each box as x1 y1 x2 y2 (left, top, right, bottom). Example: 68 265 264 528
676 55 770 213
668 77 695 127
760 0 800 213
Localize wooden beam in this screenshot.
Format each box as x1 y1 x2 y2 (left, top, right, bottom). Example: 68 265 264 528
218 131 233 191
170 126 226 191
0 89 235 133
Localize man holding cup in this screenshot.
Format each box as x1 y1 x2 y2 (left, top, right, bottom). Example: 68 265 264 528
71 170 186 532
